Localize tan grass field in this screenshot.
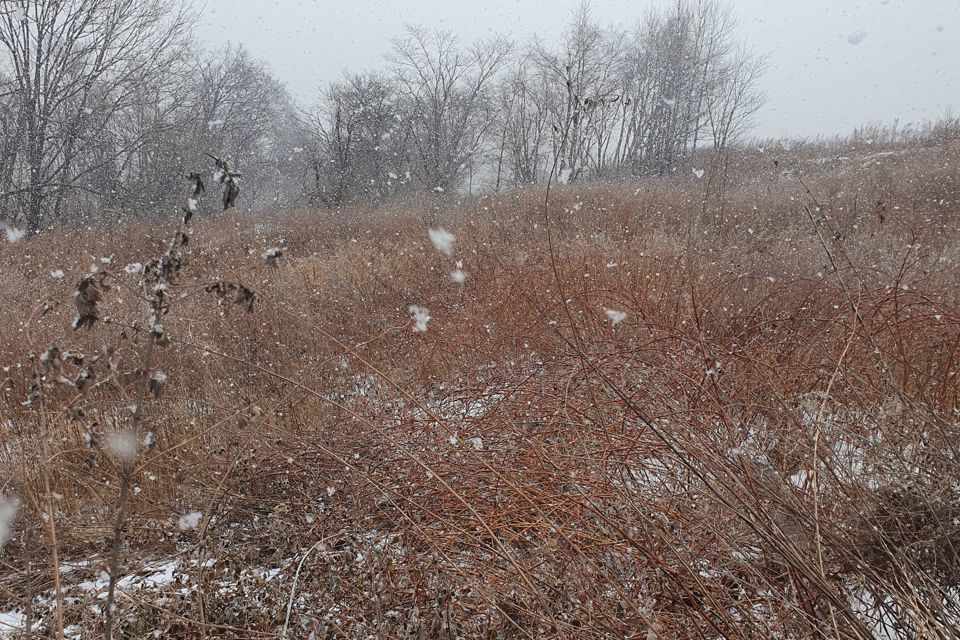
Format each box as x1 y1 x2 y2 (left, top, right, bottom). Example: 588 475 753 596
0 140 958 638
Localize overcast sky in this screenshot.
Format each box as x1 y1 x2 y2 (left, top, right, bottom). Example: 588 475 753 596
198 0 959 140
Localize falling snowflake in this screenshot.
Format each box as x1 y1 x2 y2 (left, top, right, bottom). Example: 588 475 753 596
0 496 19 550
409 305 431 332
50 269 65 279
105 431 138 463
847 30 867 45
178 511 203 531
662 97 676 108
605 309 627 326
3 226 26 244
692 168 705 179
427 228 455 256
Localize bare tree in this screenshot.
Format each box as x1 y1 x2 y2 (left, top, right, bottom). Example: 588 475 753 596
493 50 554 187
705 45 765 153
0 0 191 231
611 0 761 177
94 41 195 213
301 72 407 206
391 26 511 193
0 76 20 200
0 0 764 225
702 45 765 226
534 2 625 182
189 45 294 209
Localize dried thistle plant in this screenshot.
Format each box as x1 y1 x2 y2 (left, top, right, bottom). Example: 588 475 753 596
73 273 108 330
262 246 284 267
99 172 207 639
205 152 242 210
181 172 206 224
205 280 256 312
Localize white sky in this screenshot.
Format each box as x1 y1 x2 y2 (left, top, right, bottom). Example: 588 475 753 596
198 0 960 139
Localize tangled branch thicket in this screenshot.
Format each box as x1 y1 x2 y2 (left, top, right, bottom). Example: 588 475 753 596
0 137 958 638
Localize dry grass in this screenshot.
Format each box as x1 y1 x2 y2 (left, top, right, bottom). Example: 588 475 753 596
0 138 958 638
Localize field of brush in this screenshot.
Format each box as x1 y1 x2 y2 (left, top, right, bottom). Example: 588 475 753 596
0 140 958 638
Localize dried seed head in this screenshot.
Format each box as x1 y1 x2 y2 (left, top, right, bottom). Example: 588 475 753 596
73 275 105 330
205 281 255 313
74 366 95 393
149 370 167 397
262 247 284 268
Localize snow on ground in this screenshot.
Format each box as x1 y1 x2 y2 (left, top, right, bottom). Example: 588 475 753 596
0 555 291 637
0 559 183 637
0 612 25 637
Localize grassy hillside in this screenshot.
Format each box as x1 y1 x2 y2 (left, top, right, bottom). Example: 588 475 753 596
0 140 958 638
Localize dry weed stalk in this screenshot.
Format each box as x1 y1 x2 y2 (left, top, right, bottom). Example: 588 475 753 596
101 177 194 639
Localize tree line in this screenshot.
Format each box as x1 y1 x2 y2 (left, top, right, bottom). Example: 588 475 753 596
0 0 763 231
